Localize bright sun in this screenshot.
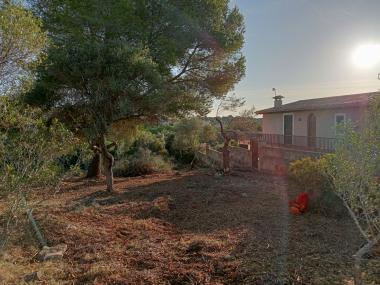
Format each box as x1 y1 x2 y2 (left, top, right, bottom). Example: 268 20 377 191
351 43 380 69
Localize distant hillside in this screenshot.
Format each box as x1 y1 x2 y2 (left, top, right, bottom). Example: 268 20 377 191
205 116 262 132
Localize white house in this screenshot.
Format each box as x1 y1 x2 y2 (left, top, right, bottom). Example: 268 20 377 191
256 92 379 150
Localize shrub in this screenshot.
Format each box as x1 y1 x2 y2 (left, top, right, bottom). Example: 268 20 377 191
324 99 380 284
58 142 93 173
114 148 172 177
166 118 219 164
288 154 346 216
289 157 326 194
0 98 75 249
129 130 167 156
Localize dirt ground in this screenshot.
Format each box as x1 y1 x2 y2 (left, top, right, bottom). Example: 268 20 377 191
1 170 379 285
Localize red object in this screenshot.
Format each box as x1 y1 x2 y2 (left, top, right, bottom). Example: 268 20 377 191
289 192 309 215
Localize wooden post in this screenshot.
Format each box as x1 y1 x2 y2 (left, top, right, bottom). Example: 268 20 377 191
251 139 259 169
222 137 231 173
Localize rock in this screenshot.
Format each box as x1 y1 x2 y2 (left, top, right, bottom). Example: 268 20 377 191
241 193 248 198
24 271 43 283
36 243 67 262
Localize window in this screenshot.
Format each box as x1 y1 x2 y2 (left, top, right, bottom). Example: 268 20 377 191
335 113 346 135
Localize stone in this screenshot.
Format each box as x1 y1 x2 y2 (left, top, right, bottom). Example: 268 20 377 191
24 271 43 283
241 192 248 198
36 243 68 262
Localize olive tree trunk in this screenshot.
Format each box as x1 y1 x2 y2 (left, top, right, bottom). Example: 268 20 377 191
100 135 114 192
222 137 230 173
86 137 102 178
216 117 230 173
86 150 101 178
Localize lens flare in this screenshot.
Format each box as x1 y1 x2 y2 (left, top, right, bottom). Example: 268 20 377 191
351 43 380 69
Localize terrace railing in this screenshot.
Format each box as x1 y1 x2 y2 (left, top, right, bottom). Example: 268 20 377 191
250 133 338 152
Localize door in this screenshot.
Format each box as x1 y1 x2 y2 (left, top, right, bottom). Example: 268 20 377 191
283 114 293 145
307 113 316 148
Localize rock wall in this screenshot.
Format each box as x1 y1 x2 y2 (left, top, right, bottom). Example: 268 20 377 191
228 146 252 170
196 148 223 169
258 145 322 175
197 146 253 171
198 144 323 175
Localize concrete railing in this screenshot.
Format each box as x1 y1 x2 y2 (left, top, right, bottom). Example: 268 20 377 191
198 142 324 175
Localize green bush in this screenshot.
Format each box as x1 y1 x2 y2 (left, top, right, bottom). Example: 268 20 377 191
165 118 219 164
129 130 167 156
57 143 92 173
288 154 346 216
289 157 326 194
114 148 172 177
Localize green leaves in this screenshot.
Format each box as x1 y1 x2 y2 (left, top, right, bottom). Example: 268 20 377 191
325 97 380 240
27 0 246 137
0 97 76 198
0 2 47 95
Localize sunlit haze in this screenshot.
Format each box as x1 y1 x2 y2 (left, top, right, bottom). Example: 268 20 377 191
217 0 380 115
352 43 380 70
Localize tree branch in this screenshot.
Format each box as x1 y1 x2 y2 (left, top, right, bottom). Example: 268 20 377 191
216 117 224 137
169 44 200 82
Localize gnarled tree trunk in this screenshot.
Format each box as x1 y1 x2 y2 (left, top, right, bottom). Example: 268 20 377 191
216 117 230 173
222 137 230 173
86 137 102 178
100 135 115 192
86 151 101 178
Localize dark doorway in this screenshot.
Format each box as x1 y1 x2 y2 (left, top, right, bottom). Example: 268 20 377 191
307 113 316 148
283 114 293 145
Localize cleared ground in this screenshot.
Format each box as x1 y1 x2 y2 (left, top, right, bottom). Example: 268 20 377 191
1 170 379 285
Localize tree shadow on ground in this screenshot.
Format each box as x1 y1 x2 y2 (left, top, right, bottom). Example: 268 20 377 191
62 170 374 284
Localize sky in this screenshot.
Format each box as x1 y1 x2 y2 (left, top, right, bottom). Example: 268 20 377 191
227 0 380 113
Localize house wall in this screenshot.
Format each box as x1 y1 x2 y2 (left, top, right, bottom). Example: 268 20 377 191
262 106 367 138
262 113 283 134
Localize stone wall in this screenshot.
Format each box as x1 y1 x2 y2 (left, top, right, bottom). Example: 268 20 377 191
196 148 223 169
228 146 252 170
197 146 253 171
198 143 323 175
258 145 322 175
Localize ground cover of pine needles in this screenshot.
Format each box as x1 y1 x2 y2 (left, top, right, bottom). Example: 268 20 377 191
0 170 379 284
